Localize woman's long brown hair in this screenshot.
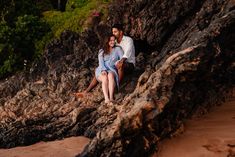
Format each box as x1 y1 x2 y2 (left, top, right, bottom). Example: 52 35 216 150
103 34 116 56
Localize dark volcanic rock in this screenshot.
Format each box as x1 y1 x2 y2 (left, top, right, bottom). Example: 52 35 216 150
78 0 235 156
0 0 235 157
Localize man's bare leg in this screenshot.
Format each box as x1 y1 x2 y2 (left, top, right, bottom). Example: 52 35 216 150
85 76 98 92
117 67 124 84
74 76 98 97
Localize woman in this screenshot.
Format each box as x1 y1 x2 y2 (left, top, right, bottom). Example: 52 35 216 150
96 34 123 103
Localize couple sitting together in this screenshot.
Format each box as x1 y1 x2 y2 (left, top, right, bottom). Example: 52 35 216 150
75 24 135 103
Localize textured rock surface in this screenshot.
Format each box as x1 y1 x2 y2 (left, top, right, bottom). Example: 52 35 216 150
0 0 235 157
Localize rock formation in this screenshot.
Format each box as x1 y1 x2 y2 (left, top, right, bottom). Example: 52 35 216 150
0 0 235 156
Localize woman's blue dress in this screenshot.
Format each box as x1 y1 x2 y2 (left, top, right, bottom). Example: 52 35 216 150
95 46 123 88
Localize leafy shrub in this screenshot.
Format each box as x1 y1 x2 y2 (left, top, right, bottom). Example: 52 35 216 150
0 0 40 25
14 15 50 59
0 15 50 78
43 0 111 38
36 0 111 60
0 0 111 79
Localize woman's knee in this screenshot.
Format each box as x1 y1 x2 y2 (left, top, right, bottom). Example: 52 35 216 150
98 75 107 82
108 72 115 79
102 75 109 82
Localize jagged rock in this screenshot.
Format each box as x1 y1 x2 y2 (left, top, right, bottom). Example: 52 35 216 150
78 0 235 156
0 0 234 157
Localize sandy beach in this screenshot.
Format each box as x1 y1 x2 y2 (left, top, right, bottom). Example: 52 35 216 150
0 136 90 157
155 97 235 157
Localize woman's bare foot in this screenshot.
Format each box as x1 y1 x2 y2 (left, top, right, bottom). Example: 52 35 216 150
108 101 114 106
104 99 110 104
110 99 116 103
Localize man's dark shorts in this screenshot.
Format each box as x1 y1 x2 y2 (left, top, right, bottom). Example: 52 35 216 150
124 62 134 73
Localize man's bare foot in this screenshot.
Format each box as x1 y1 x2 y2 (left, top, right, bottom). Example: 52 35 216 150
73 92 87 98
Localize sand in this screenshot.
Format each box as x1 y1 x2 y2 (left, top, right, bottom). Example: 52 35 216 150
0 136 90 157
155 97 235 157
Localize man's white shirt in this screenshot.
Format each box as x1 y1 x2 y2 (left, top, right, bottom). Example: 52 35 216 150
116 35 135 66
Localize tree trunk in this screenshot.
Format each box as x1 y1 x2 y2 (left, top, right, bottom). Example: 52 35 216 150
58 0 61 10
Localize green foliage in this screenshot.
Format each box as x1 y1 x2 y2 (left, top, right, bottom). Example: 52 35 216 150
0 15 50 78
36 0 111 60
14 15 50 58
35 0 54 12
0 0 40 24
66 0 89 11
43 0 111 38
0 22 12 66
35 32 54 58
0 0 111 79
0 21 12 44
0 52 17 78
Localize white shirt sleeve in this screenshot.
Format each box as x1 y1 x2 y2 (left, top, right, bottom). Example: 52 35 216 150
122 38 134 59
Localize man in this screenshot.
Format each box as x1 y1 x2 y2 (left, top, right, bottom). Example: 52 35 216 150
74 24 135 97
113 24 135 82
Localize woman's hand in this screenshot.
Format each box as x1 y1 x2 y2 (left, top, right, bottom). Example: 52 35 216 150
101 70 107 75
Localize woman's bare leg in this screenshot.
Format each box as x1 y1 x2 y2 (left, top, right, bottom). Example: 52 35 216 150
98 74 109 103
108 72 116 101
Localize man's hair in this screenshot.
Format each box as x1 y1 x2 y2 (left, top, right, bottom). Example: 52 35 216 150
112 23 124 31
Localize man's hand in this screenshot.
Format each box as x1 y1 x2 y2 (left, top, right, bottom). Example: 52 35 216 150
116 60 124 69
116 58 126 69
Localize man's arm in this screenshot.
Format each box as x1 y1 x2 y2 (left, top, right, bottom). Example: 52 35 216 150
120 57 127 63
122 38 134 59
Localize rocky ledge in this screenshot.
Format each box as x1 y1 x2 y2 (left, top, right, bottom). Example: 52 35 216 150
0 0 235 157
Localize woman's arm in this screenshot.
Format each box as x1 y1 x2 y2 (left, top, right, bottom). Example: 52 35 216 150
117 46 124 60
114 47 124 68
98 49 107 71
